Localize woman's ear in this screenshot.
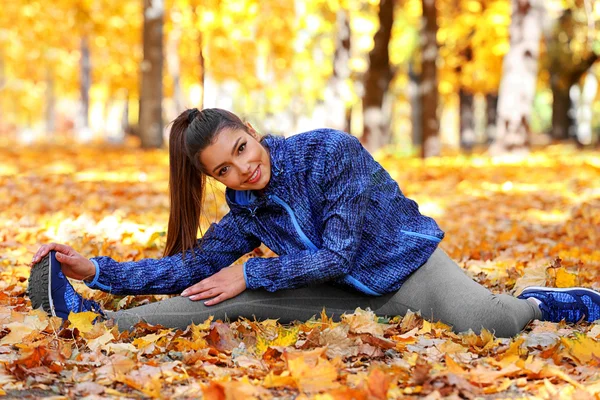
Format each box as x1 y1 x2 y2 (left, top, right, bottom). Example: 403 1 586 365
246 122 259 139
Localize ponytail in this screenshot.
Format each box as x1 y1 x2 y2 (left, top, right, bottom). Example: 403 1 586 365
164 111 205 257
163 108 249 258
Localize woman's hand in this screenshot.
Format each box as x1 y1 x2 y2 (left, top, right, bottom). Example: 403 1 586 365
181 263 246 306
31 243 97 282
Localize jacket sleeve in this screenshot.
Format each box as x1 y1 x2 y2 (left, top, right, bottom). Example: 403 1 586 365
85 212 261 295
243 134 371 292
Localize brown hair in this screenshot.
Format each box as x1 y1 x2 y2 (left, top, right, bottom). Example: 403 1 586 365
164 108 249 258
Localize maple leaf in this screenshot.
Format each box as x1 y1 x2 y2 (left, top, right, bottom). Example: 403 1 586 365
318 324 359 359
68 311 98 333
284 348 340 392
560 333 600 364
0 314 47 345
364 367 394 400
342 308 385 336
132 329 170 350
255 325 299 356
204 377 268 400
87 331 115 352
555 267 577 287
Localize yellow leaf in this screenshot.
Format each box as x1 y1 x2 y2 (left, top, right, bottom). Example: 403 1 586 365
87 331 115 351
263 371 296 389
342 308 384 336
285 348 339 393
255 326 299 355
132 330 170 349
0 314 48 345
560 333 600 364
68 311 97 333
555 268 577 288
418 320 432 334
444 354 465 374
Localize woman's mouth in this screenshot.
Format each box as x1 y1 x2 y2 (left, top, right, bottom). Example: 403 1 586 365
247 166 261 184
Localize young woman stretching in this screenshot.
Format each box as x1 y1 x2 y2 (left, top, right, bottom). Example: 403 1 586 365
28 108 600 337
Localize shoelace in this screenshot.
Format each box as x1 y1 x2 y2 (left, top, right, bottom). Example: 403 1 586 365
81 298 108 320
543 293 588 322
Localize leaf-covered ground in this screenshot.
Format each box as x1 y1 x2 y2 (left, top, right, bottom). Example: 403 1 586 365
0 141 599 399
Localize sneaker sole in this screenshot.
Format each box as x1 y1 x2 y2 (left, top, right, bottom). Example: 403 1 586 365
27 252 57 317
521 286 600 298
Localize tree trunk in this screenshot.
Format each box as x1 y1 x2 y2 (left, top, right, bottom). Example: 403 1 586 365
139 0 164 148
550 78 574 141
122 91 130 135
549 60 598 140
76 36 92 142
361 0 394 152
420 0 439 158
409 62 422 149
198 30 205 109
485 93 498 143
490 0 545 155
459 88 475 151
167 26 185 114
571 73 597 145
0 52 4 128
45 66 56 134
326 9 352 132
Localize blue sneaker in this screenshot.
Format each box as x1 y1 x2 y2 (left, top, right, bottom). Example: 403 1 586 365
518 286 600 323
27 250 105 321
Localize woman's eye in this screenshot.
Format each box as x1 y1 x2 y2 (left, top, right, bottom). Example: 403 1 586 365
238 143 246 153
218 166 229 176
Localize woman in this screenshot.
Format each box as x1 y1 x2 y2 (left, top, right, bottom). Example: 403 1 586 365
28 108 600 337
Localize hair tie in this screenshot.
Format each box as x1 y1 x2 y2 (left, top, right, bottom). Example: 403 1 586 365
187 108 200 123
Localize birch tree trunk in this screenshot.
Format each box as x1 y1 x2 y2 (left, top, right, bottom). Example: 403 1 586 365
485 93 498 143
459 89 475 151
45 66 56 134
325 9 352 133
361 0 394 153
167 26 185 115
197 18 205 110
76 36 92 141
490 0 545 155
408 63 422 149
139 0 164 148
420 0 439 158
546 9 598 141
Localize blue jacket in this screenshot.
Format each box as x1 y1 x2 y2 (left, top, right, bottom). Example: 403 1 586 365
86 129 444 296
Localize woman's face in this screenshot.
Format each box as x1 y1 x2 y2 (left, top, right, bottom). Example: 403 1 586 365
199 127 271 191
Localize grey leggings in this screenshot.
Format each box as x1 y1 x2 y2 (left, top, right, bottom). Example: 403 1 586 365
105 249 541 338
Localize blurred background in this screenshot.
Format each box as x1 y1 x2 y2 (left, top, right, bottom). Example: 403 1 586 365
1 0 600 156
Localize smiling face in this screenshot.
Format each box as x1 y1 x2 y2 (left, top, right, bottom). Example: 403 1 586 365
198 127 271 191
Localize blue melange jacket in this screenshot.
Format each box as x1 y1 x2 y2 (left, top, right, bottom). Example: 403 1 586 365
86 129 444 296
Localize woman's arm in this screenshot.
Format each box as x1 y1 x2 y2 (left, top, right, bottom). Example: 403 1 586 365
244 134 372 292
37 212 260 296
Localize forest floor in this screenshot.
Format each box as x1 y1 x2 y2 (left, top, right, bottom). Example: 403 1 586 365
0 141 598 399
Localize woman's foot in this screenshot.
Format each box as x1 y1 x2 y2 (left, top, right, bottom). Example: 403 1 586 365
518 286 600 323
27 250 105 320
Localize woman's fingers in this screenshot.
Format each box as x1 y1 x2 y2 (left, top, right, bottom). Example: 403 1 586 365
204 294 227 306
188 289 217 301
31 243 74 264
181 279 214 297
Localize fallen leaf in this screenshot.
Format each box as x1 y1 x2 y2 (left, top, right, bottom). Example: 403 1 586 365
68 311 97 333
285 348 339 392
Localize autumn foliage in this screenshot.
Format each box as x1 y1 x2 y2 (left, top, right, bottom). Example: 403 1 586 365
0 142 599 398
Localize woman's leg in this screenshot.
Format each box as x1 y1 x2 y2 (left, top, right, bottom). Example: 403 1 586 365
106 248 540 337
370 248 542 337
105 285 373 332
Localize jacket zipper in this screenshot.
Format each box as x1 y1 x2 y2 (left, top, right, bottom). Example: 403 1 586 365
400 230 442 243
269 194 382 296
270 195 318 251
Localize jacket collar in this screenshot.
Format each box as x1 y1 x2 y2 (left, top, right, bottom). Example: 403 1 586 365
225 134 286 210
